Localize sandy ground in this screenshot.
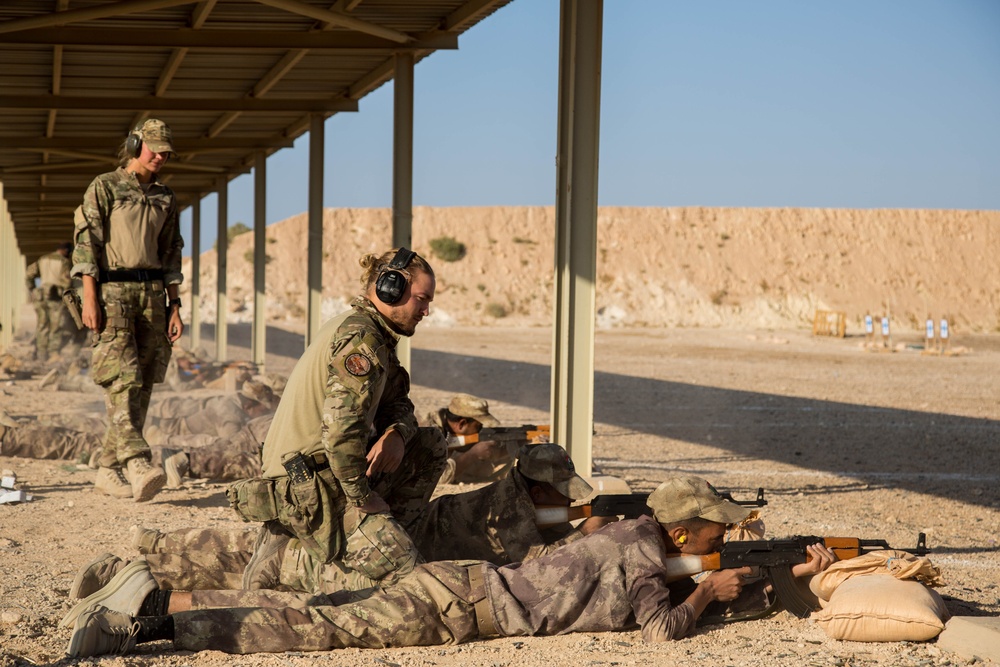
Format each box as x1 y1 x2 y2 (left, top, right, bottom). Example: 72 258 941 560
1 312 998 667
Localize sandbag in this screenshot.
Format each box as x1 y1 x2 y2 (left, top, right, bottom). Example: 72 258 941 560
809 549 944 601
811 573 950 642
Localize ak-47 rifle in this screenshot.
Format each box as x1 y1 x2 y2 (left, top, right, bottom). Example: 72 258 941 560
447 424 550 449
665 532 930 619
535 488 768 527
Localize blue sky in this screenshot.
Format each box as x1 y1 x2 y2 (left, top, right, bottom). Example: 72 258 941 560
181 0 1000 254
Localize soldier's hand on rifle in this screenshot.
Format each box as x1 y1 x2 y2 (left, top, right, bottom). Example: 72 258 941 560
790 542 838 578
578 515 620 536
366 429 404 477
700 566 753 602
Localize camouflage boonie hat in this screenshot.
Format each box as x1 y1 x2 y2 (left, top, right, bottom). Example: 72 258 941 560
517 443 593 500
647 475 751 525
239 379 277 409
135 118 175 154
448 393 500 428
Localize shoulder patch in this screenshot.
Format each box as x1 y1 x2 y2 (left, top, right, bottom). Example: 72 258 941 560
344 353 372 377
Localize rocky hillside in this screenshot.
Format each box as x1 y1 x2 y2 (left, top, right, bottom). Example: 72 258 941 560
181 206 1000 333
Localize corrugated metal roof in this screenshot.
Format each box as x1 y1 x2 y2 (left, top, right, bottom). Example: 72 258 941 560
0 0 514 262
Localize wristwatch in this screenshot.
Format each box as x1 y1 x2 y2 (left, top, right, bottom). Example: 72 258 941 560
168 298 182 309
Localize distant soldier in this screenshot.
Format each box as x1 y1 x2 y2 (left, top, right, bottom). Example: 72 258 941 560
73 118 183 503
143 380 279 445
25 241 73 362
420 393 511 484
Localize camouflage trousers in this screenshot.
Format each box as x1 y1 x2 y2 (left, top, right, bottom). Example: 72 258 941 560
91 282 172 468
0 423 100 463
142 527 258 591
33 298 70 360
173 560 487 654
272 427 447 592
152 428 262 482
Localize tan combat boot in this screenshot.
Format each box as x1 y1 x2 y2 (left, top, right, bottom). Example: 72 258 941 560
160 448 190 488
94 467 133 499
124 457 166 503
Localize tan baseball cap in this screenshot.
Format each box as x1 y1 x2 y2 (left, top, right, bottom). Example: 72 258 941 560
239 379 277 409
447 393 500 428
646 475 751 525
517 443 593 500
136 118 175 155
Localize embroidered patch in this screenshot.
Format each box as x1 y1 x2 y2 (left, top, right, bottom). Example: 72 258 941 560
344 353 372 377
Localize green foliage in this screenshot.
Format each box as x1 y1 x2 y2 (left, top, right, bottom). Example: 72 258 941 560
213 222 252 251
429 236 466 262
484 302 507 318
243 249 271 264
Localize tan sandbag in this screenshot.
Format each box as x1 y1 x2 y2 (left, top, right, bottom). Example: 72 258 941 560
811 574 950 642
809 549 944 601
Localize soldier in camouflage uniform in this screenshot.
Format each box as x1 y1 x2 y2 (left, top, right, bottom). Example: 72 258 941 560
65 474 839 656
73 118 184 503
278 443 619 594
25 241 73 361
144 380 278 446
65 443 613 601
420 393 517 485
0 416 103 464
231 249 447 593
153 413 274 487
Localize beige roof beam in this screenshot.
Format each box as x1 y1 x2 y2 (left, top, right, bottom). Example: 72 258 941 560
440 0 508 32
252 0 412 43
0 94 359 113
0 137 294 150
0 0 196 34
0 28 457 50
1 161 105 175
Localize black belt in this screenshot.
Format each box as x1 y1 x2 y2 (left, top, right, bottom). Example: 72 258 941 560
310 453 331 471
100 268 164 283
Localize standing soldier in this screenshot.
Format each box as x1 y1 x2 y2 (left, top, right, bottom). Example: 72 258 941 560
72 118 184 503
25 241 73 362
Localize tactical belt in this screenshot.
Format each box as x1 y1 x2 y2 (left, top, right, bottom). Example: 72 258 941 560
99 268 164 283
310 453 331 472
466 564 499 638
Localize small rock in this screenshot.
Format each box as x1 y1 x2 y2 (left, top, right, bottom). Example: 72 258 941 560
1 611 23 624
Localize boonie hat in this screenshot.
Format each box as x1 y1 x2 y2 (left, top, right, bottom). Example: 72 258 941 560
517 443 593 500
239 379 277 409
448 393 500 428
647 475 751 525
136 118 175 155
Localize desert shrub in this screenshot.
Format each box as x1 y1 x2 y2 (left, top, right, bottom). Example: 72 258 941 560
214 222 251 250
513 236 536 245
243 249 271 264
710 289 727 306
429 236 466 262
484 302 507 318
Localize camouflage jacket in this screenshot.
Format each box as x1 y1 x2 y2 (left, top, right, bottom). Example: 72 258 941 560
260 297 418 505
26 251 71 293
485 515 700 640
72 167 183 285
409 468 586 565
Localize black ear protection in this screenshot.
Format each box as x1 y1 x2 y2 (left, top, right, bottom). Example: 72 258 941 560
375 247 417 305
125 130 143 158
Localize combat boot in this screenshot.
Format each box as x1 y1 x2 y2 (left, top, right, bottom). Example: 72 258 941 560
66 606 140 658
94 467 133 499
60 559 156 629
128 525 162 554
161 448 190 488
124 456 166 503
70 553 124 599
242 521 291 590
